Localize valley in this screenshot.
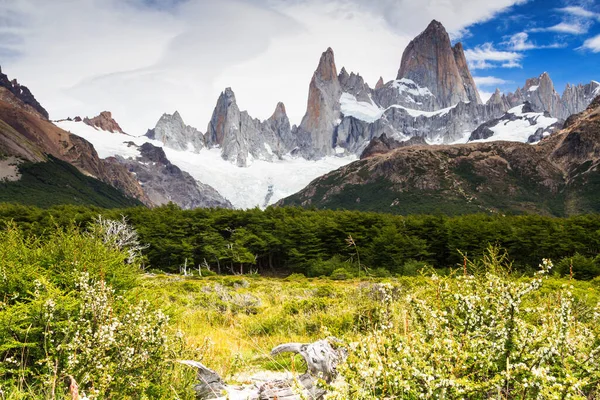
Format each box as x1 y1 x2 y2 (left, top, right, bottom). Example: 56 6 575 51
1 2 600 398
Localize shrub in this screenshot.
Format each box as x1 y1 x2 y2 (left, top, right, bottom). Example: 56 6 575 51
328 248 600 399
0 220 197 398
330 268 354 281
556 253 600 281
306 256 347 277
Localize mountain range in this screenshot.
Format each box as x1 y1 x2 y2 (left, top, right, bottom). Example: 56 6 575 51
1 20 599 214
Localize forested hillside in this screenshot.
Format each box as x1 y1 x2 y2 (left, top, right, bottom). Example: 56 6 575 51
2 203 600 279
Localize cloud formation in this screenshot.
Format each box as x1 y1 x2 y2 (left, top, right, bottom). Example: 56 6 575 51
582 34 600 52
530 21 590 35
0 0 533 134
465 43 523 69
503 32 566 50
473 76 512 86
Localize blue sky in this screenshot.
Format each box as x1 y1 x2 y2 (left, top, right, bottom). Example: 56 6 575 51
460 0 600 98
1 0 599 133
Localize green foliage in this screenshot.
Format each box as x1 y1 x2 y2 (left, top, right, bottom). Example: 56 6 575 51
329 249 600 399
556 253 600 281
0 221 197 398
2 204 600 279
330 268 354 280
0 156 142 208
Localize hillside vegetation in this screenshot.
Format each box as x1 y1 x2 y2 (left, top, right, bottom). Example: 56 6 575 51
2 204 600 280
0 156 142 208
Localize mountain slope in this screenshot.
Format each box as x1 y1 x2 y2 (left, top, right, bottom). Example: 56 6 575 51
0 155 142 208
279 96 600 217
0 68 150 207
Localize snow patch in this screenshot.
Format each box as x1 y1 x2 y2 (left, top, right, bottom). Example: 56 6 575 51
339 93 384 123
471 107 558 144
389 104 456 118
56 120 356 210
264 143 273 155
593 81 600 96
392 79 434 97
528 85 539 92
340 92 459 123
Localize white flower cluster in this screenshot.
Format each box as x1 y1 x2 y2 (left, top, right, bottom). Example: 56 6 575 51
329 258 600 399
55 273 180 398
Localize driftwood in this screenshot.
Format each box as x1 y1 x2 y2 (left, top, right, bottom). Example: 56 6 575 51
180 338 347 400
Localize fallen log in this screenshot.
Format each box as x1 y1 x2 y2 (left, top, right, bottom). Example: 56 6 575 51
180 337 347 400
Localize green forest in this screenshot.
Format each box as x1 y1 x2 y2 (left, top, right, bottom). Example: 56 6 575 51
2 203 600 280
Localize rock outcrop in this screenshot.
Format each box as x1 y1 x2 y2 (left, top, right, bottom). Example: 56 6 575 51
109 142 232 209
83 111 125 134
296 48 342 158
0 66 49 119
146 111 204 152
397 20 481 109
360 134 427 159
206 88 292 166
503 74 599 120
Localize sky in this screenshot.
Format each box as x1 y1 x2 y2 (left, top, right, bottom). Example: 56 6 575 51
1 0 599 135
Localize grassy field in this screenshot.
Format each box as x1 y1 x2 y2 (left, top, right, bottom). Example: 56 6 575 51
4 219 600 398
131 272 600 383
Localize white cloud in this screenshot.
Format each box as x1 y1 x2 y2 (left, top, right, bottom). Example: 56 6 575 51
3 0 530 134
464 43 523 69
473 76 511 86
581 34 600 52
502 32 566 50
347 0 529 38
557 6 599 20
529 21 590 35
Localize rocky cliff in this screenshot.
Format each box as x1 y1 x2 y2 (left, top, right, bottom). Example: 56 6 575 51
83 111 125 134
109 142 232 209
146 111 204 152
205 88 293 166
295 48 342 158
0 66 49 119
397 20 481 109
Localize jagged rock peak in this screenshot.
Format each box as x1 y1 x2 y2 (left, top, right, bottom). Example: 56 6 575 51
271 102 287 120
83 111 125 134
146 110 204 152
316 47 338 82
397 19 481 108
375 77 384 90
0 66 49 119
206 87 240 147
452 42 482 104
296 47 342 158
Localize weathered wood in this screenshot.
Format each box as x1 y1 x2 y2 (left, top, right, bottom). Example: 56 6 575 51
181 337 346 400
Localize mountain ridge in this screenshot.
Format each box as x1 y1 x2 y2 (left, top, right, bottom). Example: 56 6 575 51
279 95 600 216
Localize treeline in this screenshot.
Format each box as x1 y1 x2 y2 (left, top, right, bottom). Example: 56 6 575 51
2 203 600 278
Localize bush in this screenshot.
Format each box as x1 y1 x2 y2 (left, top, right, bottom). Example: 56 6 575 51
306 256 347 277
399 259 429 276
0 220 197 398
329 248 600 399
556 253 600 281
330 268 354 280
